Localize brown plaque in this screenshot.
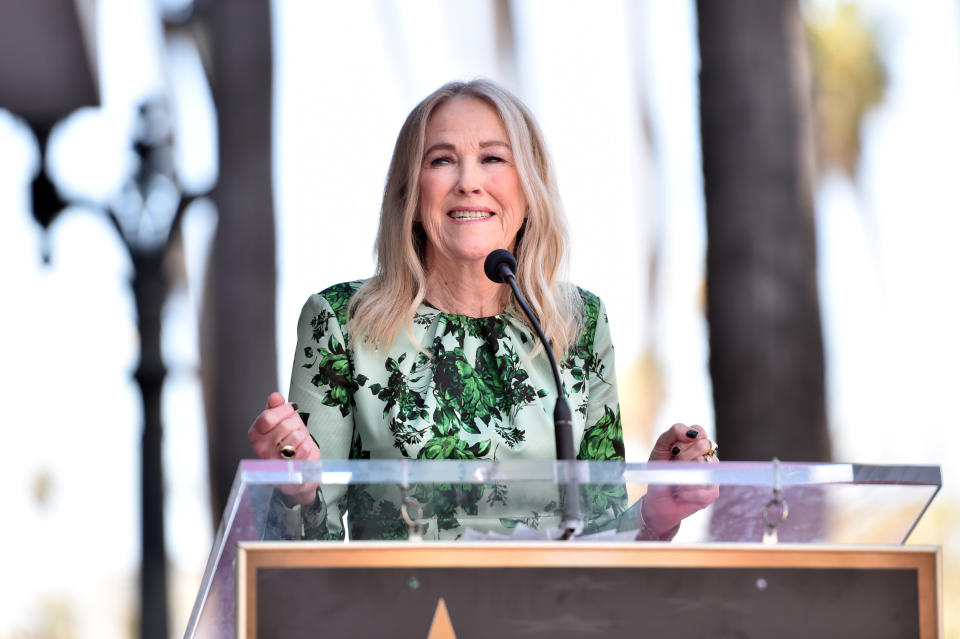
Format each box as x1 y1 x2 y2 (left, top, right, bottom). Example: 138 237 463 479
237 543 940 639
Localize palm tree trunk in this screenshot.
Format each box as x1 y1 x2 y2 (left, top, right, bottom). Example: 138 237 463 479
697 0 830 462
200 0 277 523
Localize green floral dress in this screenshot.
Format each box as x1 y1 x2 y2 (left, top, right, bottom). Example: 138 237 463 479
273 280 626 540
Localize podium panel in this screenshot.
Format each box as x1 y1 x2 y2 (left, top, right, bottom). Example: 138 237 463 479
184 460 942 638
238 543 940 639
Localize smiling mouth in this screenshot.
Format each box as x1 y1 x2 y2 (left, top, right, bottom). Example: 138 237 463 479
448 209 494 221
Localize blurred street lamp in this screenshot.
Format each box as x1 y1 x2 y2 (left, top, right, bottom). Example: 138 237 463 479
113 97 188 639
1 2 186 638
0 0 98 256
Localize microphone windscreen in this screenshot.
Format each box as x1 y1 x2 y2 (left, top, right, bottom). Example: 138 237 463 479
484 249 518 283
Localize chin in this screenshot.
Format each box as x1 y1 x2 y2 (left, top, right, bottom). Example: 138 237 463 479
450 245 498 264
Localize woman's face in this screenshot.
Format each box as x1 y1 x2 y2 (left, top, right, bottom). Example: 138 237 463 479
418 96 528 271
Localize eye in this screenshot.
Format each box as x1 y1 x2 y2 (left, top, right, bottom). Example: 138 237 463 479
428 155 454 167
482 155 505 164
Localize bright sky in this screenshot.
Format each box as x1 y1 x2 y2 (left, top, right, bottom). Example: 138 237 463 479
1 1 958 637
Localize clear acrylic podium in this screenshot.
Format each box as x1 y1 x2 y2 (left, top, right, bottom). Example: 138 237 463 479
184 460 941 638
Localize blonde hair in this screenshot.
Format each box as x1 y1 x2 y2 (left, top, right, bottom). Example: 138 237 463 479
348 79 583 359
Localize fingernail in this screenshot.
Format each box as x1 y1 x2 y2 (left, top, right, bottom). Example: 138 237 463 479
686 429 698 439
291 402 299 411
671 446 680 456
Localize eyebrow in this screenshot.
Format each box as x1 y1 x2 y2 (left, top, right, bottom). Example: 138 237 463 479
423 140 512 155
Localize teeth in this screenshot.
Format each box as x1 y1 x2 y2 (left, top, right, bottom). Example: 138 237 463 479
449 210 493 220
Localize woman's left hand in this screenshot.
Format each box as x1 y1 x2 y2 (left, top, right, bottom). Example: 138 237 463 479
640 423 720 537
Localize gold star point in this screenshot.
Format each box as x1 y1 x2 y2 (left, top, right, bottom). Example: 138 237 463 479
426 597 457 639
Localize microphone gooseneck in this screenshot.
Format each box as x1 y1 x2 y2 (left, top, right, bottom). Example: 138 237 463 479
483 249 582 538
484 250 573 459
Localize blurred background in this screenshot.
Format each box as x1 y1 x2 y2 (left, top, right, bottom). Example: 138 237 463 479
0 0 957 637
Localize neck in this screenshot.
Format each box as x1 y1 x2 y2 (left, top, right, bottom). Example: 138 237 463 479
425 255 508 317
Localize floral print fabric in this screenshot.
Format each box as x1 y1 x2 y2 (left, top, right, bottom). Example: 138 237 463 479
281 280 626 539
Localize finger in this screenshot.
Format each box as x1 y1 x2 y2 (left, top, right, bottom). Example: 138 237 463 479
673 437 713 461
670 480 718 498
249 413 278 439
698 445 720 463
671 484 720 507
278 481 321 504
657 423 700 445
681 424 706 440
250 411 276 439
270 407 305 443
663 424 706 448
652 424 682 454
249 397 299 457
693 437 713 456
254 417 299 460
250 396 292 437
651 424 711 461
256 401 300 436
651 423 692 460
275 418 310 455
250 429 279 459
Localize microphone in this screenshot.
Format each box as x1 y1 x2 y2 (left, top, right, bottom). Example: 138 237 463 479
483 249 518 286
484 249 582 538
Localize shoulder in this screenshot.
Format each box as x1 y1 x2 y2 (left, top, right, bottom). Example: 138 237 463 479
576 286 603 318
311 280 367 325
573 286 607 351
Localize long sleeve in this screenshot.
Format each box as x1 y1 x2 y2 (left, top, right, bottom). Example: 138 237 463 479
569 294 628 534
267 290 362 539
576 296 624 462
288 292 358 459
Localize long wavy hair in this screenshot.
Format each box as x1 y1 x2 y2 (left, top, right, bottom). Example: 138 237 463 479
348 79 583 359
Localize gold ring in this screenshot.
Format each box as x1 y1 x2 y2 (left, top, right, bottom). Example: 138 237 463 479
704 440 718 459
280 445 296 459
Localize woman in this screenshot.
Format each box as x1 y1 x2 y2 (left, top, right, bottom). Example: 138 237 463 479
249 79 717 539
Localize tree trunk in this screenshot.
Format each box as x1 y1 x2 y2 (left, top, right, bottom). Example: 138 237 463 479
697 0 830 462
201 0 277 523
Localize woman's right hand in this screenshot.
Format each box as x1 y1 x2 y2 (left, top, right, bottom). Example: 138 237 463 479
249 391 322 505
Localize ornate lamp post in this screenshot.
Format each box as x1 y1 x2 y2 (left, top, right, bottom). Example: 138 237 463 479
111 97 188 639
1 3 188 637
0 0 98 257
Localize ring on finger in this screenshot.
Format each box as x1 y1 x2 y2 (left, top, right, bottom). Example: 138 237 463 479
280 444 296 459
703 440 718 459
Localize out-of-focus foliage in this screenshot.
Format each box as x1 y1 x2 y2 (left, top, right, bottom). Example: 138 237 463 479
22 596 77 639
31 470 53 507
806 3 887 177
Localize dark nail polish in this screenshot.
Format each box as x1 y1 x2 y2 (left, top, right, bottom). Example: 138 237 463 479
671 446 680 456
686 429 698 439
291 403 299 411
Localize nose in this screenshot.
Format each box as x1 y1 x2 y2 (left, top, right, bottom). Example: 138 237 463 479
456 163 482 195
